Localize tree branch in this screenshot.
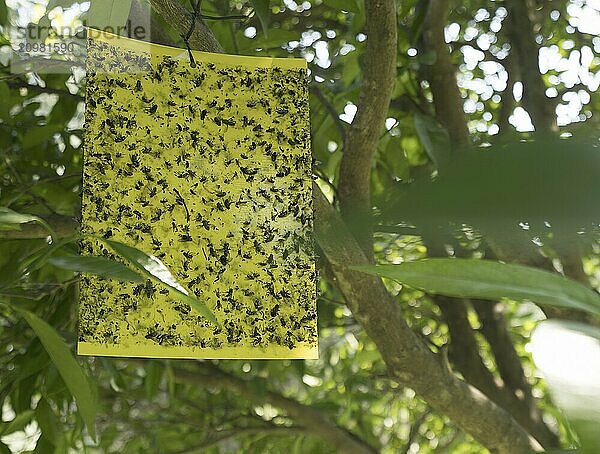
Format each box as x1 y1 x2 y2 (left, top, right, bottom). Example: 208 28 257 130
472 300 558 447
504 0 557 133
175 427 307 454
419 3 564 443
401 410 431 454
425 239 557 448
130 0 177 47
422 0 470 151
313 186 541 453
439 295 558 447
503 0 588 290
337 0 397 258
497 52 517 134
437 296 503 392
148 0 224 53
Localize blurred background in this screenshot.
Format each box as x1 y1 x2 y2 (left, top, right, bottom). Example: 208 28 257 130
1 0 600 452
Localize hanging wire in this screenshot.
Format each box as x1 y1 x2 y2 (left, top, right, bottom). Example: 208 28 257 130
181 0 252 67
182 0 202 67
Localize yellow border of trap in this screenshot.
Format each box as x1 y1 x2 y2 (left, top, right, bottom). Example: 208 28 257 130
87 28 307 70
78 342 318 359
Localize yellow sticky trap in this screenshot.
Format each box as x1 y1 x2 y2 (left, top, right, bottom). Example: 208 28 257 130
80 31 317 359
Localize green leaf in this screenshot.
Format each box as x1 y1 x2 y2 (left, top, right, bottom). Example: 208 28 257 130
531 321 600 453
252 0 270 37
13 308 97 440
144 361 163 398
103 239 218 324
19 236 77 275
36 398 60 446
541 450 580 453
0 207 54 236
0 222 20 231
0 0 8 24
379 134 409 181
11 375 34 413
0 206 40 225
48 254 145 283
46 0 79 11
33 435 54 453
0 81 10 120
352 259 600 315
324 0 361 13
413 113 451 168
20 124 61 150
4 345 50 386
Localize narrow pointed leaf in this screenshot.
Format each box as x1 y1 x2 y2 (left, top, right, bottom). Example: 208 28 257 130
0 207 54 236
103 239 218 324
48 254 145 283
0 206 41 225
13 308 97 439
352 259 600 315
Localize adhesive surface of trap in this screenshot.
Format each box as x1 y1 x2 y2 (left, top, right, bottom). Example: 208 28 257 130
80 31 317 359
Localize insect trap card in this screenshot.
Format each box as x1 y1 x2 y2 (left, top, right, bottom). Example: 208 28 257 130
80 31 317 359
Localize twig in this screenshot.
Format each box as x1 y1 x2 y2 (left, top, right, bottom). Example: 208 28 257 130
401 410 431 454
310 85 347 143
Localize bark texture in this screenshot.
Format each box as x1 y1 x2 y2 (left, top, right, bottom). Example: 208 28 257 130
148 0 224 53
337 0 398 258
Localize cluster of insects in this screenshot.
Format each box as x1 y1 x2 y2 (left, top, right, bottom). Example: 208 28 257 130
79 36 317 355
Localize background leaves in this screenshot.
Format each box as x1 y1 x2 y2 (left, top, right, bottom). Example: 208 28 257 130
531 321 600 453
413 112 451 168
11 307 97 440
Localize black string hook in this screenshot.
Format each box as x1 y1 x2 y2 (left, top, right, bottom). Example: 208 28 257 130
182 0 202 68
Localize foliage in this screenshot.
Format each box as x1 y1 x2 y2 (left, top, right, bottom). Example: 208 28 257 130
353 259 600 316
1 0 600 453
